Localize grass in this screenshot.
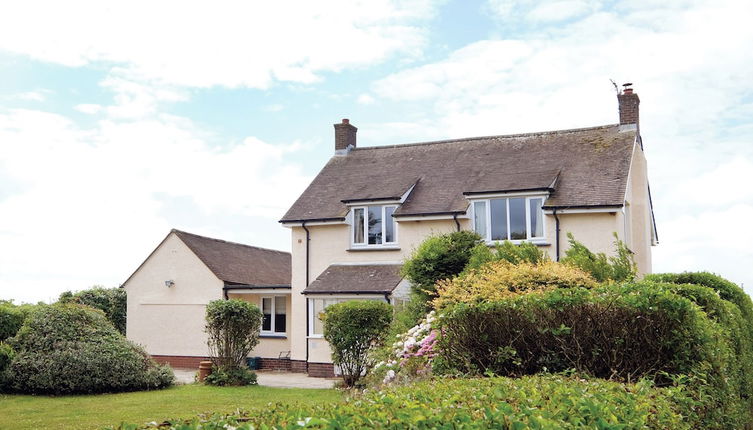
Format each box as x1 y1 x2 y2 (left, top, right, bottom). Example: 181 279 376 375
0 384 343 430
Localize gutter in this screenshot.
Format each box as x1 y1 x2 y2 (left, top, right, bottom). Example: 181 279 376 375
553 208 561 262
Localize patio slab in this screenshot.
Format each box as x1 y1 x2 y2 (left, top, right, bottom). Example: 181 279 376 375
171 368 336 389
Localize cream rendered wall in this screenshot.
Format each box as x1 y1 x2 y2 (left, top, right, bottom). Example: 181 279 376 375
124 233 223 357
624 142 653 276
544 213 622 261
289 218 470 363
227 293 292 358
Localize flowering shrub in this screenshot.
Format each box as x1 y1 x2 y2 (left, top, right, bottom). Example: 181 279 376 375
375 311 439 385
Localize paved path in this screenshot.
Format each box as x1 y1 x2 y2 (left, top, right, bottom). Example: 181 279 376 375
172 368 336 389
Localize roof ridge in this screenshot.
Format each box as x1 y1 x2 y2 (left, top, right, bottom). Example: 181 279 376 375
171 229 290 256
354 123 619 151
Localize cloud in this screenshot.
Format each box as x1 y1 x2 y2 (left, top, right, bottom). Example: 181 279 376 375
0 105 313 303
357 94 376 105
74 104 103 114
0 0 439 89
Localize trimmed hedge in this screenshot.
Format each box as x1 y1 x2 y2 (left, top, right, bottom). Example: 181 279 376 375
0 303 24 341
3 304 173 394
110 375 692 429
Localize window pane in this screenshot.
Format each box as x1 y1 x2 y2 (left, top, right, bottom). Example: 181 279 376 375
529 198 543 238
384 206 395 243
262 298 272 332
473 201 487 239
490 199 508 241
509 198 526 240
313 299 324 335
368 206 382 244
274 297 286 333
353 208 364 243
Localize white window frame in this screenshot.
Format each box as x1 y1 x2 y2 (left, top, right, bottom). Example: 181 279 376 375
307 295 387 338
471 195 547 244
260 295 287 336
350 205 398 248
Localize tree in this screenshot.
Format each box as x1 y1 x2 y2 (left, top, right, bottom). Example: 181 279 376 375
560 233 637 283
204 299 262 371
323 300 392 387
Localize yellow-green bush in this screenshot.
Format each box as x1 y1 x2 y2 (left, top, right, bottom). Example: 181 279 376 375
433 260 596 309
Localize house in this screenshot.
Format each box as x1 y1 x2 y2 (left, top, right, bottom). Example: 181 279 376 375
123 229 292 369
279 85 657 377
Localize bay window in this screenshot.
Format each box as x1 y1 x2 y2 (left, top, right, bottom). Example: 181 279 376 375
308 297 384 337
473 196 545 242
261 296 287 335
352 205 397 246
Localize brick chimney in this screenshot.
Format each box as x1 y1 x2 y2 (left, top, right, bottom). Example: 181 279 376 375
617 83 639 131
334 118 357 154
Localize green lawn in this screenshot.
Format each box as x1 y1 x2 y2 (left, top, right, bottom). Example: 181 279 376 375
0 384 343 430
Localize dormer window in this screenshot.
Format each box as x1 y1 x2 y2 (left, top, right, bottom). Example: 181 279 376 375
352 205 397 246
472 196 545 242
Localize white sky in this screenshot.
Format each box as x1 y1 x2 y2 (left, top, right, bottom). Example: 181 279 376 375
1 0 751 302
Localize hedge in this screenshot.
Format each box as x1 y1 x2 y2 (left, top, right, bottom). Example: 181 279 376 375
59 287 127 334
436 283 750 428
110 375 692 429
3 304 173 394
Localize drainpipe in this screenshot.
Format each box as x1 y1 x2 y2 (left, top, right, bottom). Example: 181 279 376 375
553 208 561 261
302 221 311 366
453 213 460 232
384 293 391 304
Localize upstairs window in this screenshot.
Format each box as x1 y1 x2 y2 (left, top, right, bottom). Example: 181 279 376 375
473 196 545 242
352 205 397 246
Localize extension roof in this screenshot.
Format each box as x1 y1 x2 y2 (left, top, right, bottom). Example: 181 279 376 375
281 125 636 223
303 264 403 295
172 230 291 286
122 229 291 288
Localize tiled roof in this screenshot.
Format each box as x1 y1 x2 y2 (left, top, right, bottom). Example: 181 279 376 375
281 125 635 222
303 264 403 294
172 230 291 286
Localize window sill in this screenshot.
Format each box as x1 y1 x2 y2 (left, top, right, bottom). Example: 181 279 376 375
347 246 401 252
485 240 550 247
307 335 325 339
260 334 287 339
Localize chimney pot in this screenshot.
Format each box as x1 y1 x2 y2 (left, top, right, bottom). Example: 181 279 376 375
334 118 357 153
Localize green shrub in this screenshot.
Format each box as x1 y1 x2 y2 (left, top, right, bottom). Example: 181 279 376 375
204 299 262 373
59 286 127 334
111 375 692 430
0 341 13 372
434 260 596 309
561 232 637 282
4 303 173 394
0 303 25 341
401 231 482 304
323 300 392 387
465 240 548 272
204 367 257 386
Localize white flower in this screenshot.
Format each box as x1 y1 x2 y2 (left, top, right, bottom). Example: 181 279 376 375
297 417 312 426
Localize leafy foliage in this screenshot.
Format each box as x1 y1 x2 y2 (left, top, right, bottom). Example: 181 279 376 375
561 232 637 282
3 303 173 394
323 300 392 387
433 260 595 309
400 231 482 303
59 286 127 334
0 302 25 342
111 375 692 430
204 299 262 376
204 367 257 387
465 240 548 272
